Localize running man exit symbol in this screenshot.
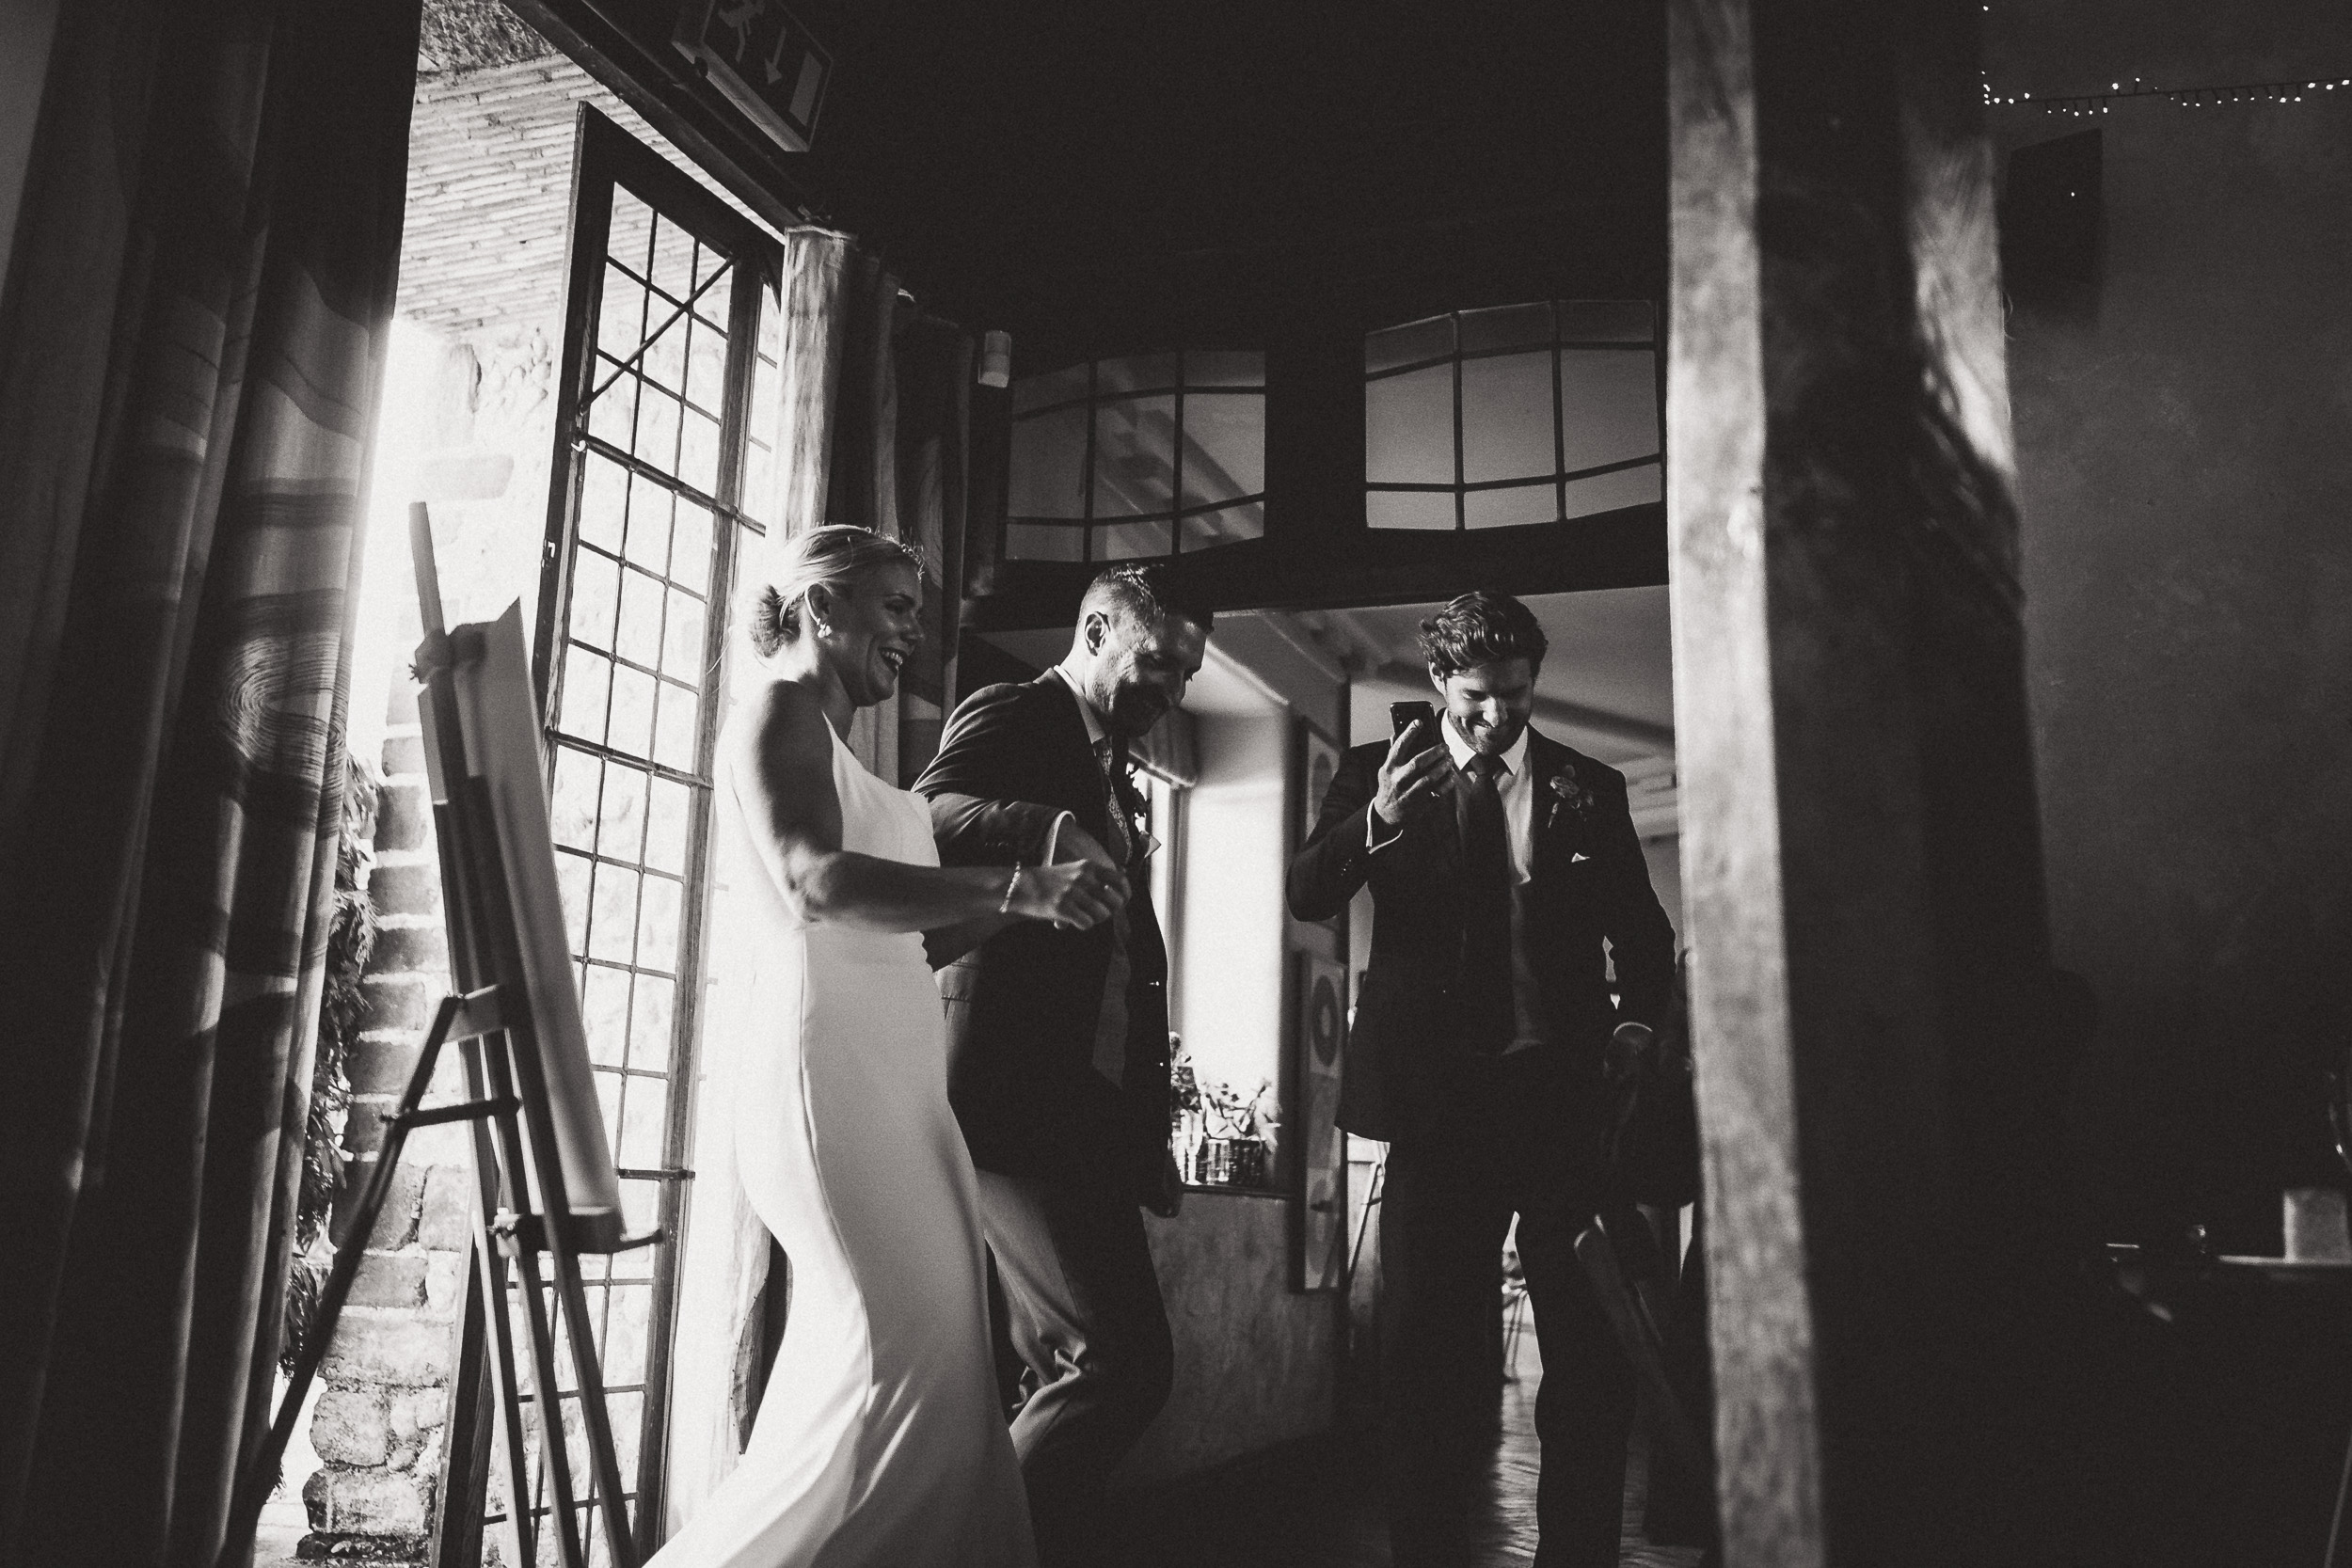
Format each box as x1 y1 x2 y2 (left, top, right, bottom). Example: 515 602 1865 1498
675 0 834 152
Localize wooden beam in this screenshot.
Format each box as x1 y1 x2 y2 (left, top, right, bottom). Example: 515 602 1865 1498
1666 0 2058 1560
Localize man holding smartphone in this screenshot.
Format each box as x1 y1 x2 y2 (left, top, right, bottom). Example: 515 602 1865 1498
1287 590 1677 1567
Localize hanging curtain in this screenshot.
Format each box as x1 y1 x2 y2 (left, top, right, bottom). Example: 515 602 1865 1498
758 227 971 784
666 227 976 1534
0 0 420 1563
890 311 973 782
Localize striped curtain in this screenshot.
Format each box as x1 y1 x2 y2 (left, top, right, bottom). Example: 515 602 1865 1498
0 1 420 1563
766 228 972 784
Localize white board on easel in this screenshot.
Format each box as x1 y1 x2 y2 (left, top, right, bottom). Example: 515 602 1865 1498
419 601 626 1249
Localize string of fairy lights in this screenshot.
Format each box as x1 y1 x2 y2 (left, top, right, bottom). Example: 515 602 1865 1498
1981 72 2352 119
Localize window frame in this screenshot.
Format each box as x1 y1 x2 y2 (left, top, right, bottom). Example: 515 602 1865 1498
524 104 782 1559
1004 349 1268 562
1363 300 1664 531
1135 764 1188 1024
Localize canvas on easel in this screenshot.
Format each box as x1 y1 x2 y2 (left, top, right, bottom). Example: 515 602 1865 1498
428 601 626 1250
407 511 645 1568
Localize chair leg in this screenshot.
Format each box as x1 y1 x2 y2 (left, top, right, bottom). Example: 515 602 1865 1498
1572 1217 1711 1488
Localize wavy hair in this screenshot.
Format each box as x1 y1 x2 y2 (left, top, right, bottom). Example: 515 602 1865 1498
1417 590 1548 678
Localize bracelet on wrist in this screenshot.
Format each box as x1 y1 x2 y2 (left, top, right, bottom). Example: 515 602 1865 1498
998 864 1023 915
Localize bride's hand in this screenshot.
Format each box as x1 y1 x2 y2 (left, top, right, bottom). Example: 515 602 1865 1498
1007 862 1128 931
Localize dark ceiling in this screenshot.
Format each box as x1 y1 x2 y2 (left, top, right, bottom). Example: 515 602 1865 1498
796 0 1669 341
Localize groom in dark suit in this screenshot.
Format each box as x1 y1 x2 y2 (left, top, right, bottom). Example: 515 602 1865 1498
1287 590 1677 1567
914 562 1213 1566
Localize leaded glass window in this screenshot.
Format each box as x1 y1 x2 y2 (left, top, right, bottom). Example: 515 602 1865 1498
1005 350 1267 562
1364 300 1662 531
501 108 776 1562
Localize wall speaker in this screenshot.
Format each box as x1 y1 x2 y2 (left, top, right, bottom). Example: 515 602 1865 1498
1999 129 2102 290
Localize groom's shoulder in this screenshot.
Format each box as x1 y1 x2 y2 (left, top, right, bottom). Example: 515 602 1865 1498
939 676 1069 754
948 675 1055 727
955 678 1027 713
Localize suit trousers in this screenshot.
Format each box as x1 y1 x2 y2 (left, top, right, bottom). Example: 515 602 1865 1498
976 1168 1175 1567
1377 1042 1637 1568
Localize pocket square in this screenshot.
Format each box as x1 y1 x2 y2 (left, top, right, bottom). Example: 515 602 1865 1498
1571 851 1592 863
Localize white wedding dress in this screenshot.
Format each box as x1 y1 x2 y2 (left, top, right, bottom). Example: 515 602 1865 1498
650 717 1035 1568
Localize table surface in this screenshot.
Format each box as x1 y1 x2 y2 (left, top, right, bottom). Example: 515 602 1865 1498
2216 1254 2352 1282
2105 1243 2352 1300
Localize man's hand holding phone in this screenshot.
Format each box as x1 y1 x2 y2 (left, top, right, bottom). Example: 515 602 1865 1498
1374 705 1452 828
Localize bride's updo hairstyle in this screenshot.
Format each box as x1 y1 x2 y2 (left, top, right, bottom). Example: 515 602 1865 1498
747 526 928 657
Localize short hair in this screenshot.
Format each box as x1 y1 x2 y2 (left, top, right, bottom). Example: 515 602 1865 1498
748 526 928 657
1417 590 1548 678
1080 562 1216 638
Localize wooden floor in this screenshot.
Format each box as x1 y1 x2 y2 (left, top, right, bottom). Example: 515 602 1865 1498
257 1332 1709 1568
1122 1330 1708 1568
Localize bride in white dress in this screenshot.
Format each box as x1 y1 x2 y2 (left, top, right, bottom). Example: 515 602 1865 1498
650 527 1126 1568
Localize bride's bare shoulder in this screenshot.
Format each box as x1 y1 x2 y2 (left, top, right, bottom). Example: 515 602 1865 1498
723 679 832 784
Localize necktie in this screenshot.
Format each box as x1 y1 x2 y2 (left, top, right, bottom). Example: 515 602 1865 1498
1089 735 1135 1086
1459 752 1515 1053
1094 736 1133 868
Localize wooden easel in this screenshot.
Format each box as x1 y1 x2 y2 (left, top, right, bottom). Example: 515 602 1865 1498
219 506 647 1568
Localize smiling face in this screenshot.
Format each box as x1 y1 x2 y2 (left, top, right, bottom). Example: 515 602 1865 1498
1074 606 1211 739
811 561 923 707
1432 656 1536 756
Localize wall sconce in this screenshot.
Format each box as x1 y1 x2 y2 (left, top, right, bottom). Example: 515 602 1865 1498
978 329 1012 388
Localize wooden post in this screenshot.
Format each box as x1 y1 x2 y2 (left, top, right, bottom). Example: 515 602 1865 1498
1666 0 2060 1561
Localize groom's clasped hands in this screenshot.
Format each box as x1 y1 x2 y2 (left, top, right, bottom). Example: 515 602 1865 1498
1017 823 1129 931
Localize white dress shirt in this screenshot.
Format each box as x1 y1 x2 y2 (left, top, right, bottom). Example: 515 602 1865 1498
1371 717 1547 1052
1366 716 1534 880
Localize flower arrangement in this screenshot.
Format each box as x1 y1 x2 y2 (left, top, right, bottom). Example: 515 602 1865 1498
1543 764 1597 831
1201 1074 1279 1154
1171 1056 1202 1117
1168 1038 1279 1187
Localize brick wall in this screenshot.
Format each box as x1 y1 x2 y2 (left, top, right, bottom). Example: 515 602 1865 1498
401 55 776 339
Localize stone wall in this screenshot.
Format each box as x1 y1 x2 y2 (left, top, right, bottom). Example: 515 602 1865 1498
302 700 474 1544
294 39 781 1557
304 313 563 1553
296 326 541 1566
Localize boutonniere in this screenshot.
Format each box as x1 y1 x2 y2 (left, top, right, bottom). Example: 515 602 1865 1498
1543 766 1597 832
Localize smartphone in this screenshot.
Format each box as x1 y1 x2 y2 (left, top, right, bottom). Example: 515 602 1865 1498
1389 699 1438 750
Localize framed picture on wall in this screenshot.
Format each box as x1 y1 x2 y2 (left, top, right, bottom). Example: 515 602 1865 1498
1293 951 1348 1291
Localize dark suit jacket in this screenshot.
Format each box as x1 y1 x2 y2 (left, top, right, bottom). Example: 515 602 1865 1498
914 673 1173 1197
1285 726 1676 1142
